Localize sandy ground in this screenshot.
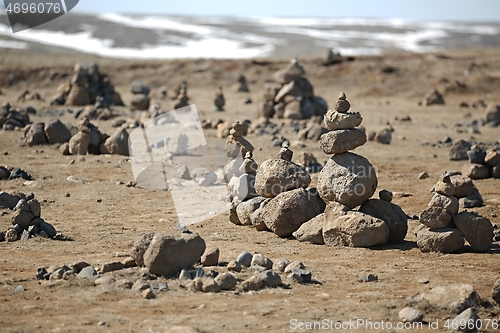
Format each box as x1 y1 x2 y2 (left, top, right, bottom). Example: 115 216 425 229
0 48 500 333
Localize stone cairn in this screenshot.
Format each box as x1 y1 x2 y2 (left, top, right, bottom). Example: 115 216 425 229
257 57 328 120
214 86 225 111
461 145 500 180
0 102 31 131
0 192 58 242
230 92 410 248
130 81 151 111
417 171 493 253
51 62 123 107
235 74 249 92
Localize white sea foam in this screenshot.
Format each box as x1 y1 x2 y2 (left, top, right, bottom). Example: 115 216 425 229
0 24 272 58
0 14 498 58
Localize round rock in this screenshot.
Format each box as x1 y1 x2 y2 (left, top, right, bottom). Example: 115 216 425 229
254 159 311 198
317 152 378 209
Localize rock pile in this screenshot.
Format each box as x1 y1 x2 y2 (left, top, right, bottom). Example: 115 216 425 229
257 58 328 120
130 81 150 111
0 192 59 242
461 146 500 180
0 103 31 131
417 172 493 253
420 89 445 106
234 74 249 92
0 166 32 180
22 117 130 156
35 243 314 299
230 92 409 247
51 62 123 107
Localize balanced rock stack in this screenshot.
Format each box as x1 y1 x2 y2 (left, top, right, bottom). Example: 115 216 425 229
257 58 328 120
230 142 322 238
214 87 225 111
317 92 375 208
0 103 31 131
130 81 151 111
417 171 493 253
2 194 58 242
52 62 123 107
235 74 249 92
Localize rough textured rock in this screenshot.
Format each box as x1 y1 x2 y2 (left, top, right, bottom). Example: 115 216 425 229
11 209 34 229
317 152 378 208
292 213 325 245
453 308 481 332
68 132 90 155
44 119 72 144
236 251 253 267
143 232 206 277
419 206 452 229
415 284 481 313
453 211 493 252
100 128 129 156
251 254 273 269
254 159 311 198
256 270 282 288
214 272 237 290
319 129 367 154
375 128 392 144
459 189 484 208
259 188 322 237
450 140 472 161
462 163 490 180
240 275 265 291
323 212 389 247
416 228 464 253
359 199 408 243
450 175 475 198
323 110 362 130
236 197 266 225
25 122 48 146
493 163 500 178
200 247 219 266
131 232 156 267
428 193 459 216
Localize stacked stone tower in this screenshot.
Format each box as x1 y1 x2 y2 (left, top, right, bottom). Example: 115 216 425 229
317 92 377 209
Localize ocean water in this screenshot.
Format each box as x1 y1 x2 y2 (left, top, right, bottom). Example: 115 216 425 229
0 13 499 58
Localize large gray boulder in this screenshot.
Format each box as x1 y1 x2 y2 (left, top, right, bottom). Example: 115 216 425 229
416 228 464 253
44 119 72 144
453 211 493 252
143 232 206 277
100 127 129 156
254 159 311 198
359 199 408 243
259 188 322 237
322 211 389 247
317 152 378 208
450 140 472 161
